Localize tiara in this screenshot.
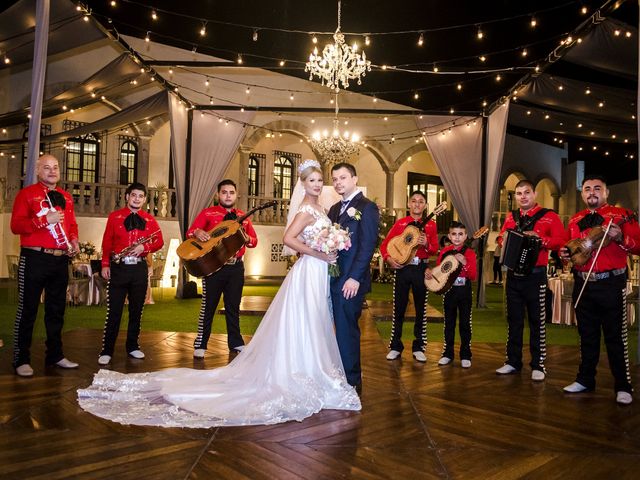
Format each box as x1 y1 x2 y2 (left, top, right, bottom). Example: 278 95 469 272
297 159 321 174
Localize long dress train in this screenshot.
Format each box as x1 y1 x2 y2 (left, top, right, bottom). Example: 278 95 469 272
77 206 360 428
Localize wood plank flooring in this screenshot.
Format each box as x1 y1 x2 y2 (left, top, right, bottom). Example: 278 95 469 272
0 308 639 479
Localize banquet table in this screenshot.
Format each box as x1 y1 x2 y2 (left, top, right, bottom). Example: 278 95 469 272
548 274 635 326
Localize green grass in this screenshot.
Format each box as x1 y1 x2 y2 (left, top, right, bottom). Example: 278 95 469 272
1 283 637 358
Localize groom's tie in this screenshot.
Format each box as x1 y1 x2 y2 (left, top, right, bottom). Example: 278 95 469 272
339 200 350 216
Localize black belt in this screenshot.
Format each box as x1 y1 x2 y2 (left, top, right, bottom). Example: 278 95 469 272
225 257 243 265
23 246 67 256
575 268 626 282
511 266 546 277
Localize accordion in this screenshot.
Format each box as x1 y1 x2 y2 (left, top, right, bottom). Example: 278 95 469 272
500 230 542 275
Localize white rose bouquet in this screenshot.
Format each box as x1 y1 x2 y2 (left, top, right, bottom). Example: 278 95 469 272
307 223 352 277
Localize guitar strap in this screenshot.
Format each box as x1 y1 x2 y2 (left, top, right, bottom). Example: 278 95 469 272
440 245 468 261
512 208 550 232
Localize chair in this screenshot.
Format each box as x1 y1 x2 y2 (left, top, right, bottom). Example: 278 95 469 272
67 263 91 306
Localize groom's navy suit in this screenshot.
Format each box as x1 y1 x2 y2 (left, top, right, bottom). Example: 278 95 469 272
328 191 379 386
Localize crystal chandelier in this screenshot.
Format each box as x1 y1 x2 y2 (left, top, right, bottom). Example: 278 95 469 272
305 0 371 92
309 94 360 164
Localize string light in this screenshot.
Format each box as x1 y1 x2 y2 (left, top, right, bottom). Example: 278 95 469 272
530 17 537 28
449 107 454 114
456 83 462 91
598 101 604 108
414 92 419 99
289 92 294 101
558 85 563 91
204 78 209 87
626 31 632 38
479 55 486 62
279 60 285 66
495 74 501 82
433 65 439 72
581 6 588 14
526 110 531 115
417 33 424 46
110 1 116 7
253 29 258 41
145 32 150 42
614 30 621 36
169 68 173 75
365 36 370 46
237 54 243 64
585 87 591 94
151 10 157 20
482 100 487 107
311 34 318 44
372 96 378 103
476 27 483 40
245 86 250 94
521 49 528 57
4 56 11 65
200 23 207 37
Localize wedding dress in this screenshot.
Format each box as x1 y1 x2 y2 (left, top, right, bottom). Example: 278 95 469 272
77 205 360 428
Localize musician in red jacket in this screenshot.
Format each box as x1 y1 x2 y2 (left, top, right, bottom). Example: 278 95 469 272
10 154 80 377
560 175 640 405
496 179 566 381
380 191 438 362
187 179 258 358
425 221 477 368
98 182 163 365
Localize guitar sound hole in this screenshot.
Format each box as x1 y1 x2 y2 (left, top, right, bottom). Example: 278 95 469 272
212 227 228 237
404 235 414 244
442 261 452 273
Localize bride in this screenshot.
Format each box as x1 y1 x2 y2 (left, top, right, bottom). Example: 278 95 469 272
77 159 361 428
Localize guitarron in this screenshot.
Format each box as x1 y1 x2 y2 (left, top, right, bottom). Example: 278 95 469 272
177 201 277 277
386 202 448 265
424 226 489 295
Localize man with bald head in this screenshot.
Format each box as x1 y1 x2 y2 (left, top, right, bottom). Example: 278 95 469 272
10 154 80 377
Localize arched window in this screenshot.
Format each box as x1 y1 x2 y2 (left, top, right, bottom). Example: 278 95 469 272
273 154 294 199
248 154 262 196
66 132 100 183
119 140 138 185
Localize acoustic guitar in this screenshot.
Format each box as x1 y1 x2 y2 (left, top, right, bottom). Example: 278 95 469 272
386 202 448 265
177 201 277 277
424 226 489 295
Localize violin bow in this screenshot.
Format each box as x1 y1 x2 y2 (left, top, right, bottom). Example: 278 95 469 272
574 218 613 309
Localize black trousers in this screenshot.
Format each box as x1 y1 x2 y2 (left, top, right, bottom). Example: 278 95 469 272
100 261 148 356
573 273 632 393
194 261 244 351
442 282 472 360
13 248 69 368
492 257 502 283
504 269 547 371
388 263 428 353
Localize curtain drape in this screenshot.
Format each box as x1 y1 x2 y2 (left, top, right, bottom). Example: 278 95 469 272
25 0 50 186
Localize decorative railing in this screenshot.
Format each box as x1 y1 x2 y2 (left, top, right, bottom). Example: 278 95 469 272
246 196 291 225
5 181 178 219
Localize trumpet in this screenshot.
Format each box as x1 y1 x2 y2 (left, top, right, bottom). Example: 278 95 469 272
36 192 76 255
112 230 160 263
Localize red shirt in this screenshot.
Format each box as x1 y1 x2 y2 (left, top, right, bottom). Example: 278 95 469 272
101 208 164 267
437 244 478 281
186 205 258 258
380 216 438 261
11 182 79 249
497 204 567 267
567 204 640 273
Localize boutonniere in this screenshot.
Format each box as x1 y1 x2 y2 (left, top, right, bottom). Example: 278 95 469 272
347 207 362 220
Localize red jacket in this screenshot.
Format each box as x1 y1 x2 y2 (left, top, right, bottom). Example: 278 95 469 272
11 182 79 249
380 215 438 261
437 244 477 281
497 204 567 267
186 205 258 258
101 207 164 267
567 204 640 273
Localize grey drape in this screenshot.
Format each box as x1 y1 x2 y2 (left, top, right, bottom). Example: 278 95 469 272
25 0 50 186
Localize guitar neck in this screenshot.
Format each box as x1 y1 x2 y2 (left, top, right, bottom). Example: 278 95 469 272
416 212 435 229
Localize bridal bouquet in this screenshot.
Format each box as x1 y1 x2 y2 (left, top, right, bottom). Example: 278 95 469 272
307 223 352 277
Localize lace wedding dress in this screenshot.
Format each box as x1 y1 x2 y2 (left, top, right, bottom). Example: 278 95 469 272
78 205 360 428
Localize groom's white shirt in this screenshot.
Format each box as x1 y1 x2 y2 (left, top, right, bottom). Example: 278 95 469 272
339 190 360 215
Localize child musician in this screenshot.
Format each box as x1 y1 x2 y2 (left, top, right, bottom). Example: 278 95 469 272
425 221 477 368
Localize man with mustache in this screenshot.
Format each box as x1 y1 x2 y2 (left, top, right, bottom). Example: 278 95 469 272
561 175 640 405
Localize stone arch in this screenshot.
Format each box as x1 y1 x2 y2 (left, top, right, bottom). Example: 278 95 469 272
500 169 526 187
534 175 561 210
242 119 395 173
392 143 429 170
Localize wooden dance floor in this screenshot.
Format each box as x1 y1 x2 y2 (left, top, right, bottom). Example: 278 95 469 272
1 310 639 479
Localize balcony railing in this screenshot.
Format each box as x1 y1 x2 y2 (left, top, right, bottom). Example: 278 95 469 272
246 196 290 225
54 182 177 219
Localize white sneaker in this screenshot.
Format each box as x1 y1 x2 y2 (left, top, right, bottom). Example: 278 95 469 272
55 358 79 369
616 391 633 405
461 359 471 368
233 345 245 353
128 350 145 359
98 355 111 366
412 351 427 363
16 364 34 377
531 370 546 381
386 350 401 360
193 348 206 358
563 381 589 393
438 357 452 366
496 364 517 375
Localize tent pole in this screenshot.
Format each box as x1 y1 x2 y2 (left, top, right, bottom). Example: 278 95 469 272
176 109 194 299
476 115 488 308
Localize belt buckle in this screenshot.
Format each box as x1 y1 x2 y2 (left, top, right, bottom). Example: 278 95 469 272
409 257 420 266
453 277 466 286
226 258 237 265
123 256 138 265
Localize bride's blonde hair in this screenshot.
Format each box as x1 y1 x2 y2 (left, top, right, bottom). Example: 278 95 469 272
298 159 322 181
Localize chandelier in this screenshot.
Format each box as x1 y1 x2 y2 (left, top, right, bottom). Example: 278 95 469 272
305 0 371 92
309 94 360 164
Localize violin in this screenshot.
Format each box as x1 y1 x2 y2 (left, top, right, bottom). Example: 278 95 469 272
564 212 635 266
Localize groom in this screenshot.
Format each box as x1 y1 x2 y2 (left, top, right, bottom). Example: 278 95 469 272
328 162 379 393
